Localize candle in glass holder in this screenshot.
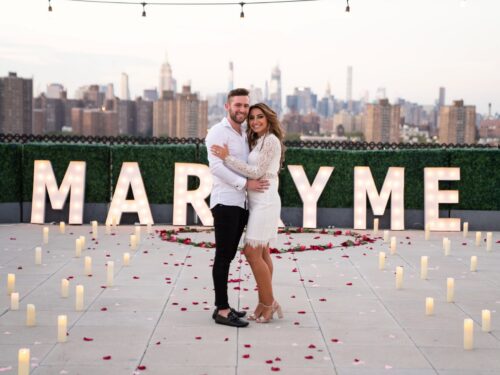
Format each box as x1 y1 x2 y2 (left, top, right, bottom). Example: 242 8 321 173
59 221 66 234
75 285 84 311
106 261 114 287
444 238 451 256
378 252 385 270
43 226 49 244
486 232 493 252
7 273 15 295
482 309 491 332
61 279 69 298
373 218 379 235
91 220 98 239
470 256 478 272
26 304 36 326
18 348 30 375
390 236 397 255
425 297 434 315
135 225 141 243
383 230 389 243
420 256 428 280
425 223 430 240
123 252 130 266
57 315 67 343
35 247 42 265
464 318 474 350
396 266 403 289
463 222 468 238
84 256 92 276
446 277 454 302
75 238 82 258
130 234 137 250
11 292 19 310
79 235 86 249
475 231 482 247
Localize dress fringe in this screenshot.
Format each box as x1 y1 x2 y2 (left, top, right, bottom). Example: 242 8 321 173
244 238 271 248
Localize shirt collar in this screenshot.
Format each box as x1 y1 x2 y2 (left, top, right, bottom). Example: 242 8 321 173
223 117 247 135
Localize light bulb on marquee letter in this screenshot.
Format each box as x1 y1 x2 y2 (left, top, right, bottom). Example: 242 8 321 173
424 167 460 231
287 165 334 228
173 163 214 226
31 160 86 224
106 162 154 225
354 167 405 230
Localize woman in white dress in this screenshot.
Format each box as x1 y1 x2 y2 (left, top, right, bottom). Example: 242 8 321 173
210 103 285 323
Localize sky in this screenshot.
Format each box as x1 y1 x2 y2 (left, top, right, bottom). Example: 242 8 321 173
1 0 499 114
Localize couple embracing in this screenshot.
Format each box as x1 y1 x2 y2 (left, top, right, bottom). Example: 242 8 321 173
206 88 285 327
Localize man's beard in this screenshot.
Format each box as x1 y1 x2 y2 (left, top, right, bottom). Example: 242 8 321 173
229 110 246 125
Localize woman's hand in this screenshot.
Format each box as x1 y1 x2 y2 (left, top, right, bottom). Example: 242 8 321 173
210 144 230 160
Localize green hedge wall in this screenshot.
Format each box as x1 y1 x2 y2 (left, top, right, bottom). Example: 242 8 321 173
22 144 110 203
111 144 197 204
0 144 22 203
1 143 498 211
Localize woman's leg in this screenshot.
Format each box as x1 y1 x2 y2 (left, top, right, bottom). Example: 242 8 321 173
262 246 274 279
244 244 274 307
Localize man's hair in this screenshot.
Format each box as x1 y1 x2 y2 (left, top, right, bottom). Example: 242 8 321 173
227 88 249 102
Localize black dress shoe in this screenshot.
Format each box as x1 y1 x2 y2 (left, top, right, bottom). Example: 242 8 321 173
214 311 249 327
212 307 247 320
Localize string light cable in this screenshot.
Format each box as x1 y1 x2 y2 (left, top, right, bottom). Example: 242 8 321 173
47 0 352 17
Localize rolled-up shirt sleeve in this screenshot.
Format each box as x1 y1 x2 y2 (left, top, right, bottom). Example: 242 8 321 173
205 126 247 191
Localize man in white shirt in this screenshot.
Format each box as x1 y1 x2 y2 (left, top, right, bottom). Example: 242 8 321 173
205 88 269 327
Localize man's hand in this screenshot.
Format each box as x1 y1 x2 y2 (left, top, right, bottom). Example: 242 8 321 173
247 179 270 192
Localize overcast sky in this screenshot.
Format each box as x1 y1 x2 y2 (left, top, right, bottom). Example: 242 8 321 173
1 0 499 114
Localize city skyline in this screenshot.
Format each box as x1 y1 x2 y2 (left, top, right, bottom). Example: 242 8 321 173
1 0 499 114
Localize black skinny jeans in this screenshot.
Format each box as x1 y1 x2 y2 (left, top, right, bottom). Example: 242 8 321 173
211 204 249 310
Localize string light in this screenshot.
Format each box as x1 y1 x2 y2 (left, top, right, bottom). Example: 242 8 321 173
345 0 350 12
48 0 53 11
62 0 326 18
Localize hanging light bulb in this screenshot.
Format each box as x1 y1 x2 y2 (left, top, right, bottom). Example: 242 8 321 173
345 0 350 12
141 2 147 17
240 2 245 18
48 0 52 12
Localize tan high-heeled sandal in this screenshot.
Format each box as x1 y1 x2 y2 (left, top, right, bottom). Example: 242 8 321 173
256 303 274 323
272 301 284 319
247 303 265 321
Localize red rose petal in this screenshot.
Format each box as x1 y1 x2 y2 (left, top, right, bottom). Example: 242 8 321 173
331 338 339 343
242 354 250 359
100 307 108 311
275 357 281 361
137 365 146 370
305 355 314 360
102 355 112 360
297 311 306 314
266 360 273 364
346 282 353 286
156 341 161 345
308 344 316 349
244 344 251 348
195 336 202 340
319 298 327 302
83 337 94 341
271 367 280 372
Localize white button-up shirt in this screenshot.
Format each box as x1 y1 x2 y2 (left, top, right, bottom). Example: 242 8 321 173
205 117 249 209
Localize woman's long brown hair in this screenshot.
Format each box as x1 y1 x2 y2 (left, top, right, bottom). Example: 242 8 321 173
246 103 286 170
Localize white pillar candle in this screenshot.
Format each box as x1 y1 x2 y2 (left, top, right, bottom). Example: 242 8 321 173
390 236 397 255
425 223 430 241
91 220 98 239
84 256 92 276
383 230 389 243
57 315 67 343
59 221 66 234
475 231 482 247
464 318 474 350
106 261 114 287
18 348 30 375
147 223 152 234
463 222 468 237
446 277 454 302
470 256 477 272
79 235 86 249
486 232 493 252
26 304 36 326
123 252 130 266
378 252 385 270
7 273 15 295
11 292 19 310
395 266 403 289
130 234 137 251
482 309 491 332
75 285 84 311
444 238 451 256
373 218 379 235
135 225 141 243
420 256 428 280
61 279 69 298
43 226 49 244
35 247 42 265
425 297 434 316
75 238 82 258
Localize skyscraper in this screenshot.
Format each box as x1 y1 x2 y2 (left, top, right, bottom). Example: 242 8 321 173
159 53 177 96
228 61 234 92
106 83 115 101
346 66 353 112
269 65 282 116
120 73 130 100
364 99 401 143
0 72 33 134
438 87 446 107
46 83 65 99
438 100 476 144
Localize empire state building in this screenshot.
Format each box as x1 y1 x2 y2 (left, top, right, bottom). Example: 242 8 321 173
159 53 177 97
